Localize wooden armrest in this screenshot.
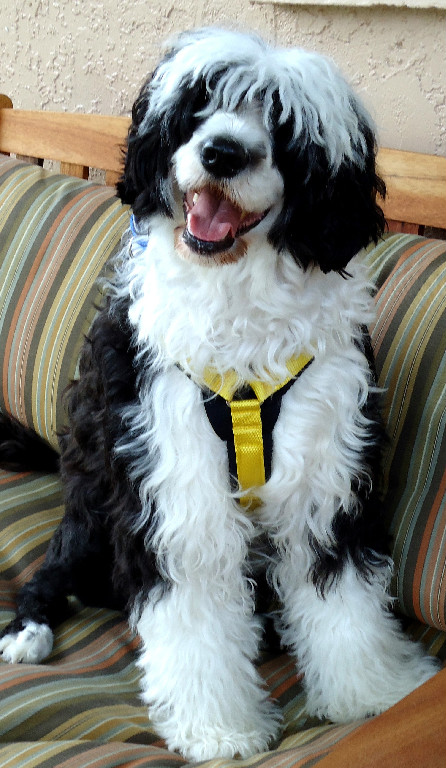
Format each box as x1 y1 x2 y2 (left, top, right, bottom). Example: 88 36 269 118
0 100 129 184
378 148 446 232
317 668 446 768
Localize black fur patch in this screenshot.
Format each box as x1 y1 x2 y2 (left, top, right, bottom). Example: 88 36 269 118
269 107 386 274
0 413 59 474
117 76 211 219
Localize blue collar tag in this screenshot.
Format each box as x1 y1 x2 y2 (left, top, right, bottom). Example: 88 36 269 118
130 215 149 257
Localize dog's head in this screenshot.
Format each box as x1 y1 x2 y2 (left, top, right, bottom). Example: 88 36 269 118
117 28 385 274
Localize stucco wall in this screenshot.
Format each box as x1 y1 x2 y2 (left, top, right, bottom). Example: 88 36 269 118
1 1 445 155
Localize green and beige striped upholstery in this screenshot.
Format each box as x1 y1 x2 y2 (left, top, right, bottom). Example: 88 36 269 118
367 235 446 631
0 156 128 449
0 155 445 767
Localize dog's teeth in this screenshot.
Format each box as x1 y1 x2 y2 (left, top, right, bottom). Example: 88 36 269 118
193 192 199 205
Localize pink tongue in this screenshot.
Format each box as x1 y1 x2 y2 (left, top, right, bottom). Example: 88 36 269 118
187 189 242 242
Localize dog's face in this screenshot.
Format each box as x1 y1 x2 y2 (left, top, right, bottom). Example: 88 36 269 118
118 28 385 274
172 107 284 266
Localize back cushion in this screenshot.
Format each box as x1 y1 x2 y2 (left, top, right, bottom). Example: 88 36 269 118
0 156 129 449
368 234 446 631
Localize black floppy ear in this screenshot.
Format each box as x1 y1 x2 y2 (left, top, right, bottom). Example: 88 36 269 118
269 115 386 274
116 75 173 218
116 70 210 220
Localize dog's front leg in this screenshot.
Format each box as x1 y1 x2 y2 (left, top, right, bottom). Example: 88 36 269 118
136 580 280 760
264 354 438 723
129 370 280 759
275 549 438 723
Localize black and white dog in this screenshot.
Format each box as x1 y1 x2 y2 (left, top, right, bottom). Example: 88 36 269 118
0 28 437 761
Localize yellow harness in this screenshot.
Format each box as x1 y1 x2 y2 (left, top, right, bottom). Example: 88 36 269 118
201 353 314 508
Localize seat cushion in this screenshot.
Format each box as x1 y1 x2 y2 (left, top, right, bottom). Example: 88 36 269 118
368 234 446 630
0 155 129 450
1 470 444 767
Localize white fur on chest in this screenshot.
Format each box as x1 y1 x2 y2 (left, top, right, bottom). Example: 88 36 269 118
115 229 376 581
117 220 375 383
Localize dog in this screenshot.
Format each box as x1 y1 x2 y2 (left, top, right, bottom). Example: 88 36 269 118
0 27 438 761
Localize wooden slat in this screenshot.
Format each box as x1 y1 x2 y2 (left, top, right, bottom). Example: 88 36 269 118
378 148 446 230
386 220 423 235
0 108 129 175
60 162 89 180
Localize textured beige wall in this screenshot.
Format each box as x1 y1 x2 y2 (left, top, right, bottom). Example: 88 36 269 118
1 1 445 155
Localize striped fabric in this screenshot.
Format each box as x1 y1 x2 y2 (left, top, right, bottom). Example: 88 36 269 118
367 234 446 631
0 157 445 767
0 464 442 768
0 156 129 450
0 466 443 767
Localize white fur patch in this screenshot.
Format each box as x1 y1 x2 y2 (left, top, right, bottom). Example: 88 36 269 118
0 621 53 664
115 214 375 383
117 364 253 581
260 341 375 546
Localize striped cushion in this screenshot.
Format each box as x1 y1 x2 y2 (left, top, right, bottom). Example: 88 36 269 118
0 467 444 766
0 155 129 449
368 234 446 631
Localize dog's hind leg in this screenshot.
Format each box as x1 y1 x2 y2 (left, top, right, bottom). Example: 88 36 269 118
0 539 68 663
0 618 55 664
0 415 64 662
0 510 118 664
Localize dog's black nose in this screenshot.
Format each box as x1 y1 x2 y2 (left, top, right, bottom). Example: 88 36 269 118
200 137 250 179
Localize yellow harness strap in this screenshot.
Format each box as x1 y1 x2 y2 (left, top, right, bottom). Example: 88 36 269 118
202 354 314 508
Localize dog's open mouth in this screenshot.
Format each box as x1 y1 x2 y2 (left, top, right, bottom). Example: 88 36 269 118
178 187 268 262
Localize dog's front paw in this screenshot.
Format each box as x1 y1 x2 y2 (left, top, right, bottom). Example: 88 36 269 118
147 692 281 760
163 721 279 761
306 650 439 723
0 620 53 664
